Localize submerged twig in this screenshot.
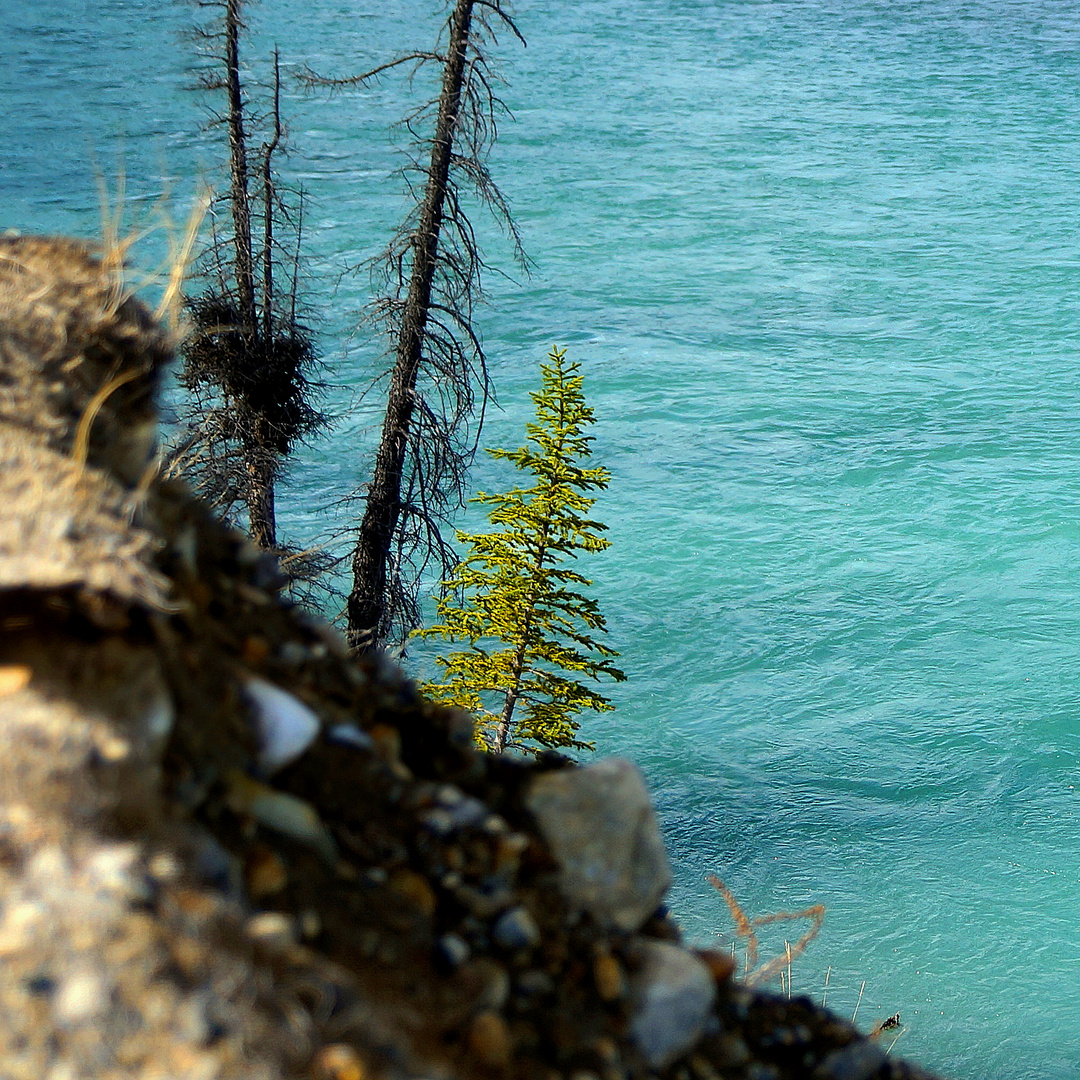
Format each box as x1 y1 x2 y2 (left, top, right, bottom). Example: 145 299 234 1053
707 874 825 988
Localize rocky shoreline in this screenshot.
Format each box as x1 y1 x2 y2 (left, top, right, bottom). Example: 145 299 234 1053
0 236 947 1080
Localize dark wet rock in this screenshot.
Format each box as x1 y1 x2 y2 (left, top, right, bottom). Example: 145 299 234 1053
713 1032 751 1070
812 1041 888 1080
515 969 555 1001
422 794 488 837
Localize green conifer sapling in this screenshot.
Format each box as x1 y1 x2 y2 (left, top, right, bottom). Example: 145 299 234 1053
419 347 626 754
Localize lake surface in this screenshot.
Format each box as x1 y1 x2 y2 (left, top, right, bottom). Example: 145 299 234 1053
6 2 1080 1075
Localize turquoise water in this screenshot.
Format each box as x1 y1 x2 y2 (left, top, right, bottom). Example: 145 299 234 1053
7 2 1080 1075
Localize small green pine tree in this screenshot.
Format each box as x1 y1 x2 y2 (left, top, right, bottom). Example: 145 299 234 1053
418 346 626 754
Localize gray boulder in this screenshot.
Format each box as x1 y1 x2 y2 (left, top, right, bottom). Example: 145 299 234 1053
628 940 716 1069
524 758 672 932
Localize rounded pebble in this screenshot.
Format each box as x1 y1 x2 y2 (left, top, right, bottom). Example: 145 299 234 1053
468 1011 512 1069
276 641 309 666
436 934 471 970
492 906 540 951
54 972 108 1024
388 868 437 918
327 723 374 752
494 833 529 874
246 848 288 898
695 949 736 985
423 809 455 837
482 814 509 835
244 912 297 952
435 784 465 807
369 725 402 763
714 1034 750 1069
628 941 716 1069
593 953 626 1002
812 1041 887 1080
0 665 31 696
314 1043 367 1080
515 970 554 1000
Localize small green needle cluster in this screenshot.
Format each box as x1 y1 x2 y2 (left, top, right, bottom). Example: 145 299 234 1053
418 347 626 754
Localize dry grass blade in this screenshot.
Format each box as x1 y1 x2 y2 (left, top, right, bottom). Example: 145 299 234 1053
156 187 211 330
72 367 144 472
852 980 866 1024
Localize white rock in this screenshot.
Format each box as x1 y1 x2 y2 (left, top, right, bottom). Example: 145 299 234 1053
54 971 109 1025
244 912 298 953
85 842 141 896
628 941 716 1069
524 758 672 931
242 676 320 775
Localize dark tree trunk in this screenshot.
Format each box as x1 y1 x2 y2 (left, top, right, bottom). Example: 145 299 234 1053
347 0 476 651
177 3 325 565
225 0 275 549
261 50 282 346
247 50 284 552
495 645 523 754
225 0 256 337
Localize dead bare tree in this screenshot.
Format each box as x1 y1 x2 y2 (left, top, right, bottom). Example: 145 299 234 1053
303 0 526 652
176 0 325 550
